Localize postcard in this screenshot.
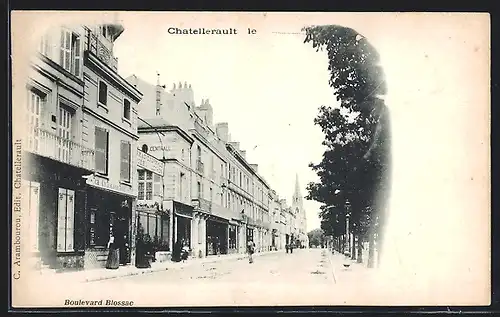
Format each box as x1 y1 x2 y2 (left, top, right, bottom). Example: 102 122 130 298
10 11 490 308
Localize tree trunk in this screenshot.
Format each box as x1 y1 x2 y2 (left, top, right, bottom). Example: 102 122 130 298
351 234 357 260
368 232 375 268
357 235 363 264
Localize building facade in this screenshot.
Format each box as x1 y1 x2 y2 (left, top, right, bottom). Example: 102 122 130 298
128 75 282 259
23 22 142 272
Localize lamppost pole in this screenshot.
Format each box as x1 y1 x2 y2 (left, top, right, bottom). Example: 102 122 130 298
345 199 351 257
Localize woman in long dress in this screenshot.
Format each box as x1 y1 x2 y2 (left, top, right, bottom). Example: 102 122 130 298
106 230 120 269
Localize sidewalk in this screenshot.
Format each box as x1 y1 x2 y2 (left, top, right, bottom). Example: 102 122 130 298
35 250 278 284
327 251 376 285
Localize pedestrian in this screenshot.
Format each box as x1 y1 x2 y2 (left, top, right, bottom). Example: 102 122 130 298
106 228 119 269
247 240 256 264
171 239 182 262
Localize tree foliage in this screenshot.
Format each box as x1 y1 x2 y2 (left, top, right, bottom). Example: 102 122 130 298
307 228 326 247
303 25 391 242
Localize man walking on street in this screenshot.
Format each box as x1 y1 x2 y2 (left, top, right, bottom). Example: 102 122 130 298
247 240 256 264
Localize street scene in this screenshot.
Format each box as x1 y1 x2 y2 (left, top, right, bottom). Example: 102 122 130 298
12 12 490 308
27 247 379 306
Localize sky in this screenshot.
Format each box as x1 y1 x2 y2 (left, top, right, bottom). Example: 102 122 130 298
112 13 335 232
14 12 490 303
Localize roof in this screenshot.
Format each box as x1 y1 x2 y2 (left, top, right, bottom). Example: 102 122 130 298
137 117 174 129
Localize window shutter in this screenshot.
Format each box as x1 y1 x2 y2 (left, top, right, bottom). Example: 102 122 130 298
57 188 67 252
60 29 71 72
153 173 162 199
74 36 81 77
65 189 75 251
120 141 131 182
28 181 40 252
95 127 108 174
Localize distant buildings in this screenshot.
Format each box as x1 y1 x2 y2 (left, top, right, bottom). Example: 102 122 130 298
23 21 307 273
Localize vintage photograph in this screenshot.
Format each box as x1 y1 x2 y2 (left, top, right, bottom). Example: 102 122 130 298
10 12 490 308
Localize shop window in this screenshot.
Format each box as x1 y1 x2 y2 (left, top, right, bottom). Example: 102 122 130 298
59 29 82 77
120 141 131 182
57 188 75 252
95 127 109 175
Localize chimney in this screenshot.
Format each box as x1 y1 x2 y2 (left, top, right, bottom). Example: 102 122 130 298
240 150 246 159
250 164 258 172
215 122 229 142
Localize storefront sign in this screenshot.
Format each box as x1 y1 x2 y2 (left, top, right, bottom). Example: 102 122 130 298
86 175 135 197
137 150 164 175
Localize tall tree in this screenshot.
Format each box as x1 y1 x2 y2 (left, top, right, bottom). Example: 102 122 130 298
303 25 391 267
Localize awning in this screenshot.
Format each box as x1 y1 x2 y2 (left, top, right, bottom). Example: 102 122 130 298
175 212 192 219
207 215 229 225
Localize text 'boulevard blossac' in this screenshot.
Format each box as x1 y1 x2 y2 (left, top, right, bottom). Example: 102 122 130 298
303 25 392 268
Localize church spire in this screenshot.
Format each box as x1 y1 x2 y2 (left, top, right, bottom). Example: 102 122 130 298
294 174 300 198
293 173 303 207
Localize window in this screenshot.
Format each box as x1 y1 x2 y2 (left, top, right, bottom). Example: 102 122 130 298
220 163 224 179
101 26 108 39
27 89 44 152
120 141 131 182
39 34 50 56
197 181 202 199
210 188 213 202
57 188 75 252
123 99 131 120
94 127 109 175
146 172 153 200
58 104 73 163
98 81 108 106
60 29 81 76
141 144 148 153
138 171 145 200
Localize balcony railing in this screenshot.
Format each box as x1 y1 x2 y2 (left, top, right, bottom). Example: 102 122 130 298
192 197 212 213
196 160 204 174
85 28 118 72
27 128 95 171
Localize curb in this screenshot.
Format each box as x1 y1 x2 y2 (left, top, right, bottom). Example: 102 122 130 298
83 250 277 283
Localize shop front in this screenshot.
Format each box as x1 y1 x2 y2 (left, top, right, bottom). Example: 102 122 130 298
227 221 239 254
23 153 90 271
173 201 194 247
84 176 135 269
246 226 255 244
272 229 277 250
137 206 169 251
206 215 229 256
